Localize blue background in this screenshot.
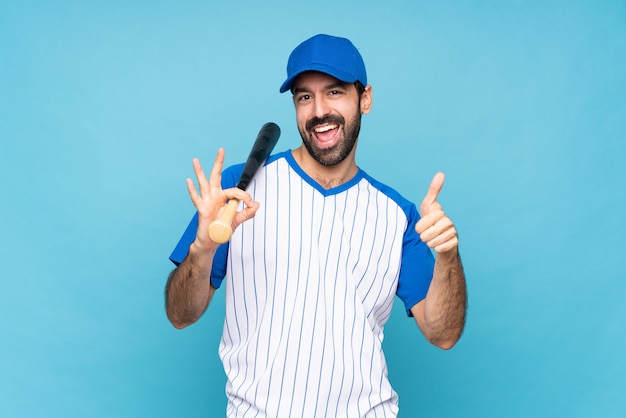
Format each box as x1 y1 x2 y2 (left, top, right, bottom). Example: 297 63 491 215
1 1 625 417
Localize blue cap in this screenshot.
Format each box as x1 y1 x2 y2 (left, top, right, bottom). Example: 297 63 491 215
279 34 367 93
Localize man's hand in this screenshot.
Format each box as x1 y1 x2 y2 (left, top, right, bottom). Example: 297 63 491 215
412 172 466 349
187 148 260 249
415 172 458 255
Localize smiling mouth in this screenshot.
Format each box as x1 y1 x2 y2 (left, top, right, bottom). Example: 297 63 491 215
312 123 340 147
314 124 338 133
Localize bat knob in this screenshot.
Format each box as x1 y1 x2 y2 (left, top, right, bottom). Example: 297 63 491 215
207 198 239 244
208 221 233 244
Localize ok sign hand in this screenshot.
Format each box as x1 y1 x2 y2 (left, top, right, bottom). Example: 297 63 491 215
187 149 259 249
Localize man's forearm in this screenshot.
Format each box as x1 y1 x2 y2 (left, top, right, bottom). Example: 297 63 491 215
414 249 467 349
165 241 217 329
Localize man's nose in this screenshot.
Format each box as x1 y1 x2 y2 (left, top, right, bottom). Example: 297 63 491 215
313 96 331 118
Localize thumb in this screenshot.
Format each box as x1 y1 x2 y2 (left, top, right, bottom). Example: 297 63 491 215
421 172 445 212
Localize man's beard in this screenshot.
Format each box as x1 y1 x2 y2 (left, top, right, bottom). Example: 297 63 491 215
298 111 361 167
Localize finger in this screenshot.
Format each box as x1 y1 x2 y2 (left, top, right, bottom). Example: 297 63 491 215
423 223 457 249
233 200 260 227
192 158 209 197
186 177 201 206
434 235 459 254
422 172 445 207
209 148 225 190
222 187 254 206
415 203 443 234
418 214 452 242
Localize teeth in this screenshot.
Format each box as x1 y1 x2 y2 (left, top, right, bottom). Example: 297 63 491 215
314 124 337 133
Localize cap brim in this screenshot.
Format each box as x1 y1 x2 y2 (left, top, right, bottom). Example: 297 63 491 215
279 64 359 94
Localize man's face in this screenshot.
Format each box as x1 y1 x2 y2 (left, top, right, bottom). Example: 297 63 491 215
292 72 371 167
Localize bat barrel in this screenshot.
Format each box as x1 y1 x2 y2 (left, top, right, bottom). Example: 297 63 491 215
236 122 281 190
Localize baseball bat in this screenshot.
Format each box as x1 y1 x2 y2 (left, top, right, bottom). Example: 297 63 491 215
208 122 281 244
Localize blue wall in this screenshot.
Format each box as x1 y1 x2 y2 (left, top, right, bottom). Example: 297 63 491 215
1 1 625 416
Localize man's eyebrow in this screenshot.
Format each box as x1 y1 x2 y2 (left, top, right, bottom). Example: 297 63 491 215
293 81 350 95
325 82 349 90
292 86 309 95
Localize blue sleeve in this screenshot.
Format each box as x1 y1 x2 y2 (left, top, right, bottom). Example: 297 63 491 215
396 204 435 316
167 212 229 289
167 162 244 289
169 212 199 266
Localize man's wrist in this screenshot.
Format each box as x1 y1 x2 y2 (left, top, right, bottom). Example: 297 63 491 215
189 236 218 257
436 247 459 264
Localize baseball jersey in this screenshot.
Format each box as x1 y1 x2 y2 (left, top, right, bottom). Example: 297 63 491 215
170 150 435 417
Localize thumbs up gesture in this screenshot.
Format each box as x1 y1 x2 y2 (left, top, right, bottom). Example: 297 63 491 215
415 172 459 254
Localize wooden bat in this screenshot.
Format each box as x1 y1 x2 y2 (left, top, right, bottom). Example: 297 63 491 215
208 122 281 244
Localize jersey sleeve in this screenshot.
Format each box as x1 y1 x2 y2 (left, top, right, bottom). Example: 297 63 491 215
167 162 244 289
395 203 435 316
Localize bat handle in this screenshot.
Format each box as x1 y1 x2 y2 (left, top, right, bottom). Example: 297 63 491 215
208 199 240 244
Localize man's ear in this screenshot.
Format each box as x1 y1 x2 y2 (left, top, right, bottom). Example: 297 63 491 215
361 84 373 114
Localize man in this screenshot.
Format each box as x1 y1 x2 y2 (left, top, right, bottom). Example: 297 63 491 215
166 34 467 417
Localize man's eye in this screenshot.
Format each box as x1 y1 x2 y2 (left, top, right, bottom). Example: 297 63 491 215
298 94 311 102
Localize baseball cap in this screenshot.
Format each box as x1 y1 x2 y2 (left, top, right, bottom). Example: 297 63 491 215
279 34 367 93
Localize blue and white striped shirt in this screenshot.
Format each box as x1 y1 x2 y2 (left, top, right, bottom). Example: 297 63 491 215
170 150 434 417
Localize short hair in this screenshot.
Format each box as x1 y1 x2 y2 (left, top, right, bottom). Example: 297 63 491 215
354 81 366 97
